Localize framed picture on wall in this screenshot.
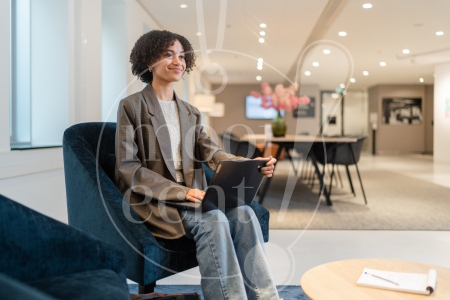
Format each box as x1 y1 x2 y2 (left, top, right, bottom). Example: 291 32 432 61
382 98 422 125
293 96 315 118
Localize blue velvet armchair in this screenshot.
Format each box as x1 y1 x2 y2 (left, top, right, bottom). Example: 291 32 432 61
0 194 129 300
62 122 270 292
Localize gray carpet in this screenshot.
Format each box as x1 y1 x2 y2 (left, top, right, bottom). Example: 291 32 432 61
128 284 309 300
263 167 450 230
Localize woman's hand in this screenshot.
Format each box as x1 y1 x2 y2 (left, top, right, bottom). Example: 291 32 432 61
185 189 206 203
254 156 277 178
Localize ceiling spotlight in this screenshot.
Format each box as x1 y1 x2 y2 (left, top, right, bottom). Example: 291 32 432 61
304 71 311 76
256 76 262 81
339 83 345 88
257 65 263 70
362 3 372 9
380 62 386 66
419 78 424 82
260 23 267 28
323 49 331 54
436 31 444 36
259 38 265 43
403 49 410 54
350 78 356 83
338 31 347 36
196 32 202 36
258 58 263 62
180 4 187 8
312 62 319 67
260 31 266 36
363 71 369 76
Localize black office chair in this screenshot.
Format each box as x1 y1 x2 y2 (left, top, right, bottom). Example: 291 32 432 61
312 136 367 204
219 131 263 159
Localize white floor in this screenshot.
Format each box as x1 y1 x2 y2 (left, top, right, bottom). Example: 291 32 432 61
151 154 450 286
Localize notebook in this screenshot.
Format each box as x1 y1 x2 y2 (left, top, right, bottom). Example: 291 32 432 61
162 159 268 212
356 268 437 295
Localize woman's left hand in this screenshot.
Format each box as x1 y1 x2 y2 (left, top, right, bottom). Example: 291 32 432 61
254 156 277 178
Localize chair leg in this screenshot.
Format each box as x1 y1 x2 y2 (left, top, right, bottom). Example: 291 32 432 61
329 163 336 195
139 282 156 294
336 166 344 188
308 160 314 184
348 145 368 205
353 162 367 205
345 166 355 196
318 164 326 196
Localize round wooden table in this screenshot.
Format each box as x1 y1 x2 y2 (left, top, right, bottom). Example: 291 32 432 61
301 259 450 299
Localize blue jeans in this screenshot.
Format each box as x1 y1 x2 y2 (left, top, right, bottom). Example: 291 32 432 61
180 206 279 300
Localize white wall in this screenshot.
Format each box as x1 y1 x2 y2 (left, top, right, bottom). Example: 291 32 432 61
125 0 161 95
0 169 67 223
434 62 450 163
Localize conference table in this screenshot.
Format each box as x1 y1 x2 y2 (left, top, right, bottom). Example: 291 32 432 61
239 134 358 205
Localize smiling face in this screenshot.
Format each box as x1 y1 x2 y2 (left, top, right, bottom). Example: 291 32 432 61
150 40 186 84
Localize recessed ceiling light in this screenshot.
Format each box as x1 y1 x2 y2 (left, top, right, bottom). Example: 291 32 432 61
380 62 386 66
180 4 187 8
258 58 263 62
363 71 369 76
304 71 311 76
259 38 265 43
403 49 410 54
339 83 345 88
260 31 266 36
419 78 424 82
338 31 347 36
256 76 262 81
196 32 202 36
436 31 444 36
260 23 267 28
323 49 331 54
257 65 263 70
312 62 319 67
362 3 372 9
350 78 356 83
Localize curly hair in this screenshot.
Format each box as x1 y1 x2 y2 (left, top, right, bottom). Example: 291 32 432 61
130 30 196 83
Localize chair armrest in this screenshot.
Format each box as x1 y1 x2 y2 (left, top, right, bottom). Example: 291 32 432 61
0 194 126 284
0 273 57 300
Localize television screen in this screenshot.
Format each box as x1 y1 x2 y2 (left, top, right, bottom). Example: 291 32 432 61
245 95 284 119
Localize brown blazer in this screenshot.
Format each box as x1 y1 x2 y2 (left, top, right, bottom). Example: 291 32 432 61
114 84 243 239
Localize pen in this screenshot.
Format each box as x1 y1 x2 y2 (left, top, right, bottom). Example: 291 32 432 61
365 272 400 286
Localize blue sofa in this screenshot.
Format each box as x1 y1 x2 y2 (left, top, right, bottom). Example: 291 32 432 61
0 194 129 300
62 122 270 292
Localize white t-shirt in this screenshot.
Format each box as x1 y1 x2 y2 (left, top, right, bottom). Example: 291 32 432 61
158 99 184 183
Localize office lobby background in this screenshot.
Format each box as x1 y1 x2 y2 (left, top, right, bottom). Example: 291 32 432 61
0 0 450 224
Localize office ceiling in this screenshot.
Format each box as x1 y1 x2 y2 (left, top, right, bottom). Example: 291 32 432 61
139 0 450 91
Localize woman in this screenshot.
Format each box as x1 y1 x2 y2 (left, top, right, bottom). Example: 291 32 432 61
115 30 279 300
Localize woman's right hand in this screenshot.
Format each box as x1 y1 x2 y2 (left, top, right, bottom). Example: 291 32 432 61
185 189 205 203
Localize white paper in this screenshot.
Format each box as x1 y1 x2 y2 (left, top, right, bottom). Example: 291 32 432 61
356 268 437 295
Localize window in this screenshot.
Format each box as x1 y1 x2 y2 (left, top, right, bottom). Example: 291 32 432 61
10 0 69 149
101 0 127 122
